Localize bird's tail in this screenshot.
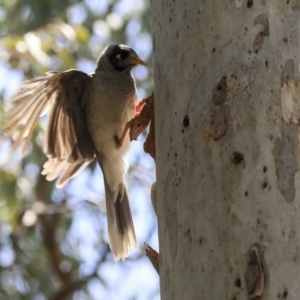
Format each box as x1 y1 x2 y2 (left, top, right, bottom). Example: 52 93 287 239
103 179 137 260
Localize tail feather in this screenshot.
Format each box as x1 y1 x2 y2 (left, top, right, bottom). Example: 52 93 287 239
104 180 137 260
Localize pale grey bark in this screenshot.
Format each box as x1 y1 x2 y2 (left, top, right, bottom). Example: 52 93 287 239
151 1 300 299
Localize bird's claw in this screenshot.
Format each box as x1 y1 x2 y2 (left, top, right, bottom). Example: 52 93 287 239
118 93 155 160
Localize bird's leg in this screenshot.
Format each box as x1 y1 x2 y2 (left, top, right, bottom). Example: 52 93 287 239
117 99 146 149
117 121 132 149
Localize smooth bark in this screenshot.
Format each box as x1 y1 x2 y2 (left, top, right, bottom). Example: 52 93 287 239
151 1 300 299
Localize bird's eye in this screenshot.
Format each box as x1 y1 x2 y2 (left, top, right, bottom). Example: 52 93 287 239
115 51 129 61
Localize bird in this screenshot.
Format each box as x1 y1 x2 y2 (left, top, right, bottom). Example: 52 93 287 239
1 44 146 260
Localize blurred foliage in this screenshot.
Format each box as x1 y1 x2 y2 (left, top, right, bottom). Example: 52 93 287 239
0 1 157 299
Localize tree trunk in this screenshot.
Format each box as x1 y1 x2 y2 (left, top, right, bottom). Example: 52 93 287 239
151 1 300 299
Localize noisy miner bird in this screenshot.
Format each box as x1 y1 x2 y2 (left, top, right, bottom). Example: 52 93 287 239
2 44 146 260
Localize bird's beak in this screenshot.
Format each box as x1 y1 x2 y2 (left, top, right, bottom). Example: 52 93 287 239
130 57 147 66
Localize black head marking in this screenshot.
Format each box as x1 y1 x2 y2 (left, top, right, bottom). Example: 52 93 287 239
106 44 138 72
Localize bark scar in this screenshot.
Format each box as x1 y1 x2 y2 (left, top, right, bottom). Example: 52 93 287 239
184 39 232 115
275 76 300 203
245 244 266 299
281 59 294 87
273 120 298 203
253 14 269 54
203 76 229 143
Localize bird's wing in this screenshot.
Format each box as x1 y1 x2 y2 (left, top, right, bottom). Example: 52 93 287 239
2 69 96 187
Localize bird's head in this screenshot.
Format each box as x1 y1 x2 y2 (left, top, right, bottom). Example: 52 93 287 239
97 44 146 72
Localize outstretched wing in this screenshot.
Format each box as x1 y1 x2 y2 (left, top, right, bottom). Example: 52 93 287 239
2 69 96 187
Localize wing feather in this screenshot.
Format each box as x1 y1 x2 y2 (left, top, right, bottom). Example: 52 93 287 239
2 70 96 186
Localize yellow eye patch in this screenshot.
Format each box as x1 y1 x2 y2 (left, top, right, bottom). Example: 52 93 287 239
116 53 122 60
